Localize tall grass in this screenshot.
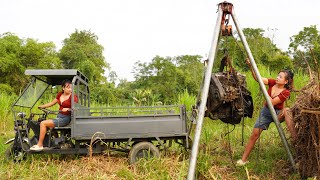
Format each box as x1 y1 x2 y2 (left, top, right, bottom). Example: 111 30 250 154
0 92 16 135
177 89 196 111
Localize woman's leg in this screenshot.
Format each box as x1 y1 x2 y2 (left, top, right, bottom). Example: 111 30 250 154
278 108 296 140
283 108 296 141
241 128 263 162
37 119 55 147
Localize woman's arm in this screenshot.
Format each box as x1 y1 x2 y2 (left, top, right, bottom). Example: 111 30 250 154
268 96 282 106
38 99 58 109
246 58 268 84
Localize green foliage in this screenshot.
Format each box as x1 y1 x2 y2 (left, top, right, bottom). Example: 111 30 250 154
0 84 14 94
268 54 293 72
0 33 26 92
20 38 61 69
177 89 196 111
0 92 15 133
90 83 118 106
132 55 203 104
215 28 286 72
289 25 320 71
59 29 109 84
289 25 320 53
0 33 61 93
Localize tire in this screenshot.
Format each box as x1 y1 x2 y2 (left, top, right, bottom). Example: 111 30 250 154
128 141 160 164
5 142 30 162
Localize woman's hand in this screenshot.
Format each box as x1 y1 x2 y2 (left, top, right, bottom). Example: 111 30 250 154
61 108 70 112
38 99 58 109
245 58 251 66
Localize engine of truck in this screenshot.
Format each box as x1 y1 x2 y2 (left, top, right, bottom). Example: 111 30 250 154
205 68 254 125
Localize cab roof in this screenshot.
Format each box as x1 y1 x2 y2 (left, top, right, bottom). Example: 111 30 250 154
25 69 88 85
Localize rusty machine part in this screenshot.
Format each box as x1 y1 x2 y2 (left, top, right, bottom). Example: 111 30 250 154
204 57 253 125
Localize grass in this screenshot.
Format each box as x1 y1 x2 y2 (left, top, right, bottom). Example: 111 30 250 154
0 67 312 179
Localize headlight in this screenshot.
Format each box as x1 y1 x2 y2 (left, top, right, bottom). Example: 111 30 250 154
17 112 26 118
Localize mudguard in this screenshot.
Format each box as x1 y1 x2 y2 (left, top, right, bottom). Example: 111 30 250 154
5 138 29 145
5 138 15 144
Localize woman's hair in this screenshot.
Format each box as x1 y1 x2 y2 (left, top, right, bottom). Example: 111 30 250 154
280 70 294 91
61 79 72 92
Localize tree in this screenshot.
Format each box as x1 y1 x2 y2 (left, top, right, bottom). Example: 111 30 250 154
289 25 320 71
0 33 61 93
132 55 203 103
59 30 109 84
20 38 61 69
175 55 204 95
215 28 290 72
0 33 24 93
90 83 117 105
269 54 293 72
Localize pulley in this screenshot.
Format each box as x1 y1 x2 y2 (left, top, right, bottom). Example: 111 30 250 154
221 24 232 36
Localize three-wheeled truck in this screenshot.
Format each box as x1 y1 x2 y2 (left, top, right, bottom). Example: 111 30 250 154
5 69 190 163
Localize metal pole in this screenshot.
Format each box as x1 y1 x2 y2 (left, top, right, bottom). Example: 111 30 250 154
231 7 296 171
187 5 223 180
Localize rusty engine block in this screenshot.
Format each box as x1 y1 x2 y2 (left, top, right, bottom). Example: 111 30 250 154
205 71 254 124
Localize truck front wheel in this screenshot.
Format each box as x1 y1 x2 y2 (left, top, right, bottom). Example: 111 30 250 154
5 142 29 162
128 141 160 164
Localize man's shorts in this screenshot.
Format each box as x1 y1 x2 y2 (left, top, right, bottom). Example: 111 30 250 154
53 113 71 127
254 106 281 130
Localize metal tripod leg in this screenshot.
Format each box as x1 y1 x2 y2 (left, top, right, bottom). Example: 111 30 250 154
187 4 223 180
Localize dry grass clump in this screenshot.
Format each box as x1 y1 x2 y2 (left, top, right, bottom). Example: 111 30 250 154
51 155 129 179
291 74 320 178
57 151 187 179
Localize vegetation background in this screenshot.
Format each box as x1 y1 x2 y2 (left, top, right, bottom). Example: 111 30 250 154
0 25 319 179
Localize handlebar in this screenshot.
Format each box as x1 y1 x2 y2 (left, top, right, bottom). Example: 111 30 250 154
38 108 71 114
38 108 59 114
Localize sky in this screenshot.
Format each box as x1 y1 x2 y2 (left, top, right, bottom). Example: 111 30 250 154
1 0 319 81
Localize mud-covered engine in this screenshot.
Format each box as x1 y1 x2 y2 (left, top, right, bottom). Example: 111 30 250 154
205 71 253 124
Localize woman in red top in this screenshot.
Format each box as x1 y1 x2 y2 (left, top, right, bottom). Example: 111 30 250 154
30 79 78 151
236 59 296 166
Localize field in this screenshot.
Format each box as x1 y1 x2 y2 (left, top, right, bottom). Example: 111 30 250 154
0 68 313 179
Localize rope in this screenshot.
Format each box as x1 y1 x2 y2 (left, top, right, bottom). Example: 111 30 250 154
226 124 236 166
238 82 246 146
232 35 247 58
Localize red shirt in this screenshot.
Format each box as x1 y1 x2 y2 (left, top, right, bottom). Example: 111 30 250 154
56 92 78 115
265 79 290 110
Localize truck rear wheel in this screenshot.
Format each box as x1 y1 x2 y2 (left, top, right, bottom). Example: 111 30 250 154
128 141 160 164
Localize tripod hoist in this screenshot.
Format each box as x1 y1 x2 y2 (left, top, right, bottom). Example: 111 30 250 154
187 1 296 179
